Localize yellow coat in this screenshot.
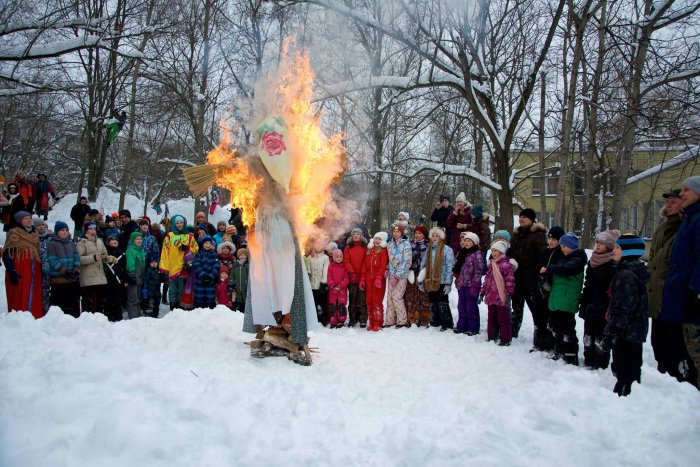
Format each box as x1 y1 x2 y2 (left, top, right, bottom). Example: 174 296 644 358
159 232 198 279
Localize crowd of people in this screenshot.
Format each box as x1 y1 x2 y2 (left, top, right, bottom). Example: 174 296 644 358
1 175 699 397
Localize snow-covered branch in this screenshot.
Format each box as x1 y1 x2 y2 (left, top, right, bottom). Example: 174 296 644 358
640 69 700 98
0 36 102 61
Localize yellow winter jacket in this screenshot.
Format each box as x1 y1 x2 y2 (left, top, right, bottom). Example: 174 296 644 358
160 231 198 279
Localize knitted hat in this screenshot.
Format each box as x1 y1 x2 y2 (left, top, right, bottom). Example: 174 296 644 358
146 252 159 264
111 212 120 219
455 192 467 203
559 232 579 250
617 233 645 259
519 208 537 222
595 230 620 252
217 220 227 227
414 225 428 238
332 249 344 261
439 194 450 202
460 231 480 246
682 176 700 195
200 235 214 246
105 215 115 223
237 248 248 258
14 211 32 224
119 209 131 218
54 220 69 232
326 241 339 251
471 205 484 218
372 231 389 248
220 265 231 275
32 217 47 228
83 222 97 232
184 253 194 262
106 235 118 244
351 227 363 235
217 241 236 255
398 211 410 221
392 223 406 235
493 230 511 242
491 240 508 255
428 226 446 240
548 226 565 240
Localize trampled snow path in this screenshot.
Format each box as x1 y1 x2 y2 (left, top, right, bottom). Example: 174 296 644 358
0 305 698 467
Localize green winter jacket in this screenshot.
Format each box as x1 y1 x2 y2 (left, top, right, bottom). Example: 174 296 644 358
126 232 145 281
548 249 587 313
228 260 249 303
646 213 681 318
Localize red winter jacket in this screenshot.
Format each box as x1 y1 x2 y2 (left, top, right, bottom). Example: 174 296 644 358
343 238 368 284
362 246 388 285
327 261 350 305
446 207 473 253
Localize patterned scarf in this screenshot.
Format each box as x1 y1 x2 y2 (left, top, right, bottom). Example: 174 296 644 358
3 226 40 262
425 241 445 293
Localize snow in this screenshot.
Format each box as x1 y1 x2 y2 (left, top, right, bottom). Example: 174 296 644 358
1 190 698 465
0 36 102 60
626 146 699 185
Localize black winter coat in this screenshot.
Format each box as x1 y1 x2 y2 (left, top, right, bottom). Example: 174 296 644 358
511 222 548 290
579 259 616 319
605 259 649 344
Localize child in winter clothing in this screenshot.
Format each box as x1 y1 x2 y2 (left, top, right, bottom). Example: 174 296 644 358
601 234 650 397
343 228 368 327
307 243 330 325
193 235 220 309
141 253 162 318
104 236 127 321
543 232 587 365
217 241 236 270
216 266 233 309
362 231 389 332
228 248 249 312
125 232 146 319
453 232 483 335
530 226 565 352
327 249 350 328
390 211 414 241
482 241 515 345
180 253 195 310
419 226 456 331
579 230 619 369
405 225 432 326
386 224 412 327
160 214 198 310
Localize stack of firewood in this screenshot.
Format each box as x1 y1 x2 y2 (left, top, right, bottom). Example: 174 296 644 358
246 323 316 366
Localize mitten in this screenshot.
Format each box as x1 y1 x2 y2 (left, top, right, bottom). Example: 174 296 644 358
374 277 382 289
443 284 452 295
105 255 116 265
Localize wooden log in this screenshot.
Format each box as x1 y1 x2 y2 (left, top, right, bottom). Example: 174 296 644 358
262 333 299 355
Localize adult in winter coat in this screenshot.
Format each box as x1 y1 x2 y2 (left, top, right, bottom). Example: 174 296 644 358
34 218 52 315
69 197 91 239
193 235 220 309
601 234 650 397
430 194 453 244
77 222 109 315
362 231 389 332
104 236 127 321
34 173 58 220
579 230 618 370
405 225 431 326
327 249 350 328
125 232 146 319
46 221 81 317
13 171 35 213
343 210 371 246
543 232 587 365
530 227 565 352
386 224 412 327
1 183 21 231
307 244 330 325
510 208 548 339
482 241 516 345
453 232 483 335
419 226 456 331
3 211 44 318
195 211 217 237
160 214 199 310
343 228 368 327
117 210 139 252
445 192 473 254
467 205 491 268
660 176 700 388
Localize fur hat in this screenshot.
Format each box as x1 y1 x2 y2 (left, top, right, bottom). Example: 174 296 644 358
398 211 410 222
493 230 511 242
455 192 467 203
617 233 645 259
414 225 428 238
371 231 388 248
14 211 32 224
428 226 446 240
491 240 508 255
548 226 565 240
460 231 480 246
217 241 236 255
595 230 620 252
559 232 580 250
519 208 537 222
237 248 248 258
54 220 69 233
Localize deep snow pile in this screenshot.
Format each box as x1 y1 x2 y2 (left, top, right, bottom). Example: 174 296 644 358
0 304 698 467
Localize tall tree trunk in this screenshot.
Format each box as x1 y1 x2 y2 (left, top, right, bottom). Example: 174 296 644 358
539 72 547 221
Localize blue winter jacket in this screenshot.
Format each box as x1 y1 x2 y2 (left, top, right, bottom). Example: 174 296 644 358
660 200 700 324
420 241 455 285
45 235 80 279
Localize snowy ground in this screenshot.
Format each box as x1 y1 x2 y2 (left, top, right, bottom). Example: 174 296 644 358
1 192 698 466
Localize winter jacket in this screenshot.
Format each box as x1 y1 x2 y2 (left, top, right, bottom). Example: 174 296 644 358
647 213 681 318
661 200 700 324
420 241 455 285
218 253 235 271
605 259 649 344
363 245 389 284
307 253 329 289
159 215 199 280
70 203 91 229
468 214 492 254
228 260 249 303
482 256 515 306
327 261 349 305
455 247 483 293
142 266 161 299
510 222 548 290
216 280 231 306
76 233 108 287
547 249 587 313
104 244 128 286
344 237 368 284
387 236 412 279
46 235 80 284
193 247 219 306
579 258 616 320
410 238 429 274
141 232 160 265
446 208 473 253
430 206 453 229
125 233 145 284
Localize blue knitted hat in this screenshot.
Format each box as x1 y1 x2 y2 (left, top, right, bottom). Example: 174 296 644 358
54 220 69 233
617 233 645 259
559 232 579 250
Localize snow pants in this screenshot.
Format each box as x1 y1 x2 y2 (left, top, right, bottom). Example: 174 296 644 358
50 282 80 318
168 277 184 307
365 279 386 329
126 281 143 319
329 302 348 327
312 288 329 325
347 283 367 326
404 281 431 326
104 283 124 322
683 323 700 388
549 310 579 365
456 287 480 334
611 340 643 386
583 315 610 369
487 304 511 343
385 278 408 326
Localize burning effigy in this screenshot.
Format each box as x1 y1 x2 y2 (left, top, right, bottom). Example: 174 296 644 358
184 41 346 365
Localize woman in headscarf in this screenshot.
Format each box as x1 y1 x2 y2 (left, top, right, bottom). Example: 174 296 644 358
3 211 44 318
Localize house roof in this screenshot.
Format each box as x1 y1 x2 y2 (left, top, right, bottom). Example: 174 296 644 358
626 146 699 185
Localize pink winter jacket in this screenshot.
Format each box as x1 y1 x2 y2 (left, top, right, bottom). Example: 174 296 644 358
327 261 350 305
481 256 515 306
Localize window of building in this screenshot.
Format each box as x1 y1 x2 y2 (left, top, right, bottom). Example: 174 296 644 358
531 168 559 196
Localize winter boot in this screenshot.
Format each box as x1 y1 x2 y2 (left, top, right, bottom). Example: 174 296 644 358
429 303 440 327
562 334 579 366
329 304 337 328
439 302 454 331
170 302 180 311
338 304 347 327
613 381 632 397
511 306 523 339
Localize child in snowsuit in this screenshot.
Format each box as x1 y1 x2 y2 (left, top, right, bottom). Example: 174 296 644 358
481 241 515 345
193 235 219 309
419 227 455 331
327 249 350 328
454 232 483 335
343 228 368 327
141 253 162 318
216 266 233 309
125 232 145 319
362 232 389 332
601 234 650 397
579 230 619 369
386 224 412 327
229 248 249 312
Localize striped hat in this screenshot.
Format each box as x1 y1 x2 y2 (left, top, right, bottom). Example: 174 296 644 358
616 233 645 259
